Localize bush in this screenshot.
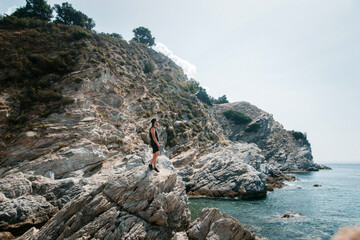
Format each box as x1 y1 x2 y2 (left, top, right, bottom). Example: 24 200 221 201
144 60 155 74
291 131 306 140
73 76 83 83
213 95 229 104
0 16 47 29
223 110 252 125
166 127 177 147
8 114 28 125
196 87 213 106
70 27 92 40
33 89 61 102
245 122 261 132
110 33 122 39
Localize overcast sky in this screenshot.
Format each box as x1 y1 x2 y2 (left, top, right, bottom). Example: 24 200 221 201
2 0 360 163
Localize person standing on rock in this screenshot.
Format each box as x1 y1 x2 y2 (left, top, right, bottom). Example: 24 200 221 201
149 118 160 172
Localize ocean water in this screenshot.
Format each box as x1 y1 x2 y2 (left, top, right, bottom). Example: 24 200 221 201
188 164 360 240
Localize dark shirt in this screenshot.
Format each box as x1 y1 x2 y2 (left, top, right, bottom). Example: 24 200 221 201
149 127 159 145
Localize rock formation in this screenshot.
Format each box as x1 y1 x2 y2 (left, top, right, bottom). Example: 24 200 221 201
3 166 265 240
189 208 266 240
177 143 268 199
212 102 320 171
0 18 324 239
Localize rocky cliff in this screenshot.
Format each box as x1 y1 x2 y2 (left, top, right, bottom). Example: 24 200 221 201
0 18 322 238
212 102 318 171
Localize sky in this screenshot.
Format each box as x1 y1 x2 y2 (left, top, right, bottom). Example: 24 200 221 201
1 0 360 163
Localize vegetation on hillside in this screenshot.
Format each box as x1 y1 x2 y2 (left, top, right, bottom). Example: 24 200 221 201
132 26 155 46
9 0 95 29
1 0 230 154
12 0 53 21
223 110 252 125
0 17 90 132
290 131 307 140
53 2 95 30
245 122 261 132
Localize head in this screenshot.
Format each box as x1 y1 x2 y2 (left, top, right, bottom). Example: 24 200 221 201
151 118 158 127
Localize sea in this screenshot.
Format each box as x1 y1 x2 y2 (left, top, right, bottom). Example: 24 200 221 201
188 163 360 240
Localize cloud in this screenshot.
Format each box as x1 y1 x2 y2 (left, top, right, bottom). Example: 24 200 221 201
5 6 18 16
152 42 197 79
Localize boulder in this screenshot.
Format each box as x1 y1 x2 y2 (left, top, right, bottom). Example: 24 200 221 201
0 173 32 199
188 208 266 240
186 143 267 199
0 195 58 233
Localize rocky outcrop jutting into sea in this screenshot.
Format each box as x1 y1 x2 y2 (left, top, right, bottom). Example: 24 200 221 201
6 166 265 240
212 102 319 171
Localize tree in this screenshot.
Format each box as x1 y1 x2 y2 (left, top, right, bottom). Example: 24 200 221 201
53 2 95 30
196 87 213 106
187 78 200 94
213 95 229 104
109 33 122 39
132 26 155 46
12 0 53 21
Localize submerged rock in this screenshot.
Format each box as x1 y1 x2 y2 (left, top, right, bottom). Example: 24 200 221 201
272 209 306 222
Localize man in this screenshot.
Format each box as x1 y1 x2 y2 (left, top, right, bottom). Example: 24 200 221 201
149 118 160 172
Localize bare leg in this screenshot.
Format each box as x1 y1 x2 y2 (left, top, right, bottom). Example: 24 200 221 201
151 151 160 168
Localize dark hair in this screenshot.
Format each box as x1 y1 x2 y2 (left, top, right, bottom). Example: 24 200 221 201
151 118 157 126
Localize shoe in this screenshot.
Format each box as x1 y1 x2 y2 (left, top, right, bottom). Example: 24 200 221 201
154 167 160 173
148 164 153 170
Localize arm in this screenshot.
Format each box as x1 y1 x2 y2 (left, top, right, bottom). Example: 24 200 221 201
151 128 160 147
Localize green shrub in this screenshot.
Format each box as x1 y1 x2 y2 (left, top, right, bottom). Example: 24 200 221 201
213 95 229 104
62 97 74 105
34 89 61 102
70 28 92 40
8 114 28 125
1 16 47 28
223 110 252 125
291 131 306 140
166 127 177 147
245 122 261 132
186 78 200 94
196 87 213 106
40 109 54 117
73 76 83 83
144 60 155 74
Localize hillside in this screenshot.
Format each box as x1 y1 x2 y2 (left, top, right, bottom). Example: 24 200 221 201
0 17 323 238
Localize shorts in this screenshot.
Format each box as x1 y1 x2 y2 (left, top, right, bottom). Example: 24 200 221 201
151 143 159 153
